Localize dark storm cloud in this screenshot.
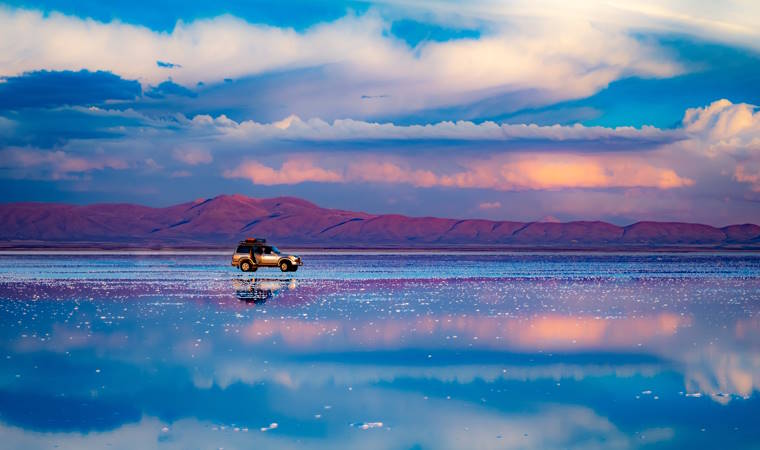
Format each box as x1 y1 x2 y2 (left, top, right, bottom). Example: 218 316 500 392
145 80 197 99
0 107 173 148
0 70 141 110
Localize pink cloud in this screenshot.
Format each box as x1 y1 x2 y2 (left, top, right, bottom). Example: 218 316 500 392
223 158 342 185
345 161 439 187
0 148 128 179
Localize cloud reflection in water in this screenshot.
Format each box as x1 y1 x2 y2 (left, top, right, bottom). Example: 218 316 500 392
0 253 758 448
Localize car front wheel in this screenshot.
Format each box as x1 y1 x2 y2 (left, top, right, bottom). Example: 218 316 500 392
279 261 291 272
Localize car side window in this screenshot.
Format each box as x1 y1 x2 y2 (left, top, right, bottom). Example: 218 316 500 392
254 247 263 255
263 247 272 254
236 245 251 254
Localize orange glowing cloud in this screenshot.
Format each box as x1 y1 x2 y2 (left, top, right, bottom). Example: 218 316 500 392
226 154 693 190
436 155 693 190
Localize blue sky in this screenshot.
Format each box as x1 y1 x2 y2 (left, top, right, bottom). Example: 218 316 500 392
1 1 760 225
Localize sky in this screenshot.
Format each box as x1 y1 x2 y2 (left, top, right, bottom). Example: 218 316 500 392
1 1 760 225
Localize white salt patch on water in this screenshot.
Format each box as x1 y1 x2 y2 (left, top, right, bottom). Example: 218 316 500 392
260 423 278 432
351 422 384 430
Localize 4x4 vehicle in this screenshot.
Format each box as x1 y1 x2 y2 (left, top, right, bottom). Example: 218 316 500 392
232 238 302 272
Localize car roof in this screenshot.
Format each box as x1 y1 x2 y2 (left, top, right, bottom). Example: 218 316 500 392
237 238 267 245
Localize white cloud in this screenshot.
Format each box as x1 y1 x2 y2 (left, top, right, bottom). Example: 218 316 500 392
683 99 760 146
681 99 760 191
192 113 676 142
0 5 681 113
0 401 633 450
605 1 760 50
403 1 760 52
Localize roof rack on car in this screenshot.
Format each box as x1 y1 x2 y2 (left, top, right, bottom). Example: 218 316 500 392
242 237 266 244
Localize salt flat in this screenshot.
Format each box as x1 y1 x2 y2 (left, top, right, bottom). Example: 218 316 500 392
0 253 758 449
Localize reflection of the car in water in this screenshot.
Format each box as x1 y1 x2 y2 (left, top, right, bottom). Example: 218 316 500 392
232 278 297 304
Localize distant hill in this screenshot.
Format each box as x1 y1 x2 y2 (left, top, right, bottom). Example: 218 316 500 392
1 194 759 249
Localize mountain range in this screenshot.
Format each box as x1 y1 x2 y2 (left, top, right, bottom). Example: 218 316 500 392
1 194 759 249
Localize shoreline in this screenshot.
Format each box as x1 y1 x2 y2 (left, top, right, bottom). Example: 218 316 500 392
1 244 759 254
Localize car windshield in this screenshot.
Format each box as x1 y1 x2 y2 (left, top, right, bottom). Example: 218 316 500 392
271 246 281 254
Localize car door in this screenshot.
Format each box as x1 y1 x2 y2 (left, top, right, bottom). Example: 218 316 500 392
253 246 264 265
260 246 279 266
235 245 252 264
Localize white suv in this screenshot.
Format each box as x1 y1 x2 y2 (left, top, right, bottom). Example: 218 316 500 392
231 238 302 272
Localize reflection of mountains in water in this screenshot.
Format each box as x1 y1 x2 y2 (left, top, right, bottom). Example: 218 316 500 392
233 278 297 303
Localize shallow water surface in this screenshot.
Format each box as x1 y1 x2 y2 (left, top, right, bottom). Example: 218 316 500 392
0 253 759 449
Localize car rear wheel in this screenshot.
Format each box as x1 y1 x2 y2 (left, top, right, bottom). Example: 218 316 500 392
240 261 254 272
279 261 291 272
